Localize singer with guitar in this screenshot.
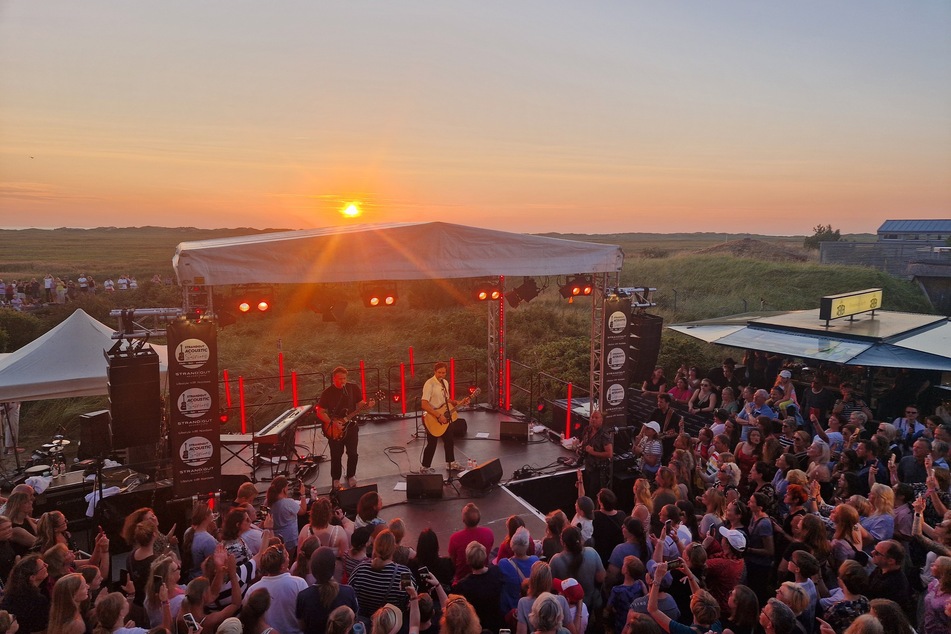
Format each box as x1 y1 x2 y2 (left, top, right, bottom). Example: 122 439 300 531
578 409 614 494
420 362 467 473
316 366 370 490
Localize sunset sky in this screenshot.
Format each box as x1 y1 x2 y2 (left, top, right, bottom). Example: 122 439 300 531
1 2 949 235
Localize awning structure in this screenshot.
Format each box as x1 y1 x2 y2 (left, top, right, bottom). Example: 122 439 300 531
670 309 951 372
173 222 624 285
0 309 169 402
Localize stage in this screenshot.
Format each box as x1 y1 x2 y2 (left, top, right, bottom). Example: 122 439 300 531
3 407 584 561
234 406 580 549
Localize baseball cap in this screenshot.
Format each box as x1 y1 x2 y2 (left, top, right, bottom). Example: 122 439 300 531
218 618 242 634
779 370 792 379
553 577 584 604
644 421 661 434
718 526 747 552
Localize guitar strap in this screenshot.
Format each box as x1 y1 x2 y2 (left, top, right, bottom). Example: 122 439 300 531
439 379 452 412
332 385 353 417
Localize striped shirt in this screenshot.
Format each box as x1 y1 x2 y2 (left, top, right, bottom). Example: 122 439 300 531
347 560 414 618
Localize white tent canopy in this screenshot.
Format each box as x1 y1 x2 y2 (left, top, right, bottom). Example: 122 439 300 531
0 309 168 402
173 222 624 285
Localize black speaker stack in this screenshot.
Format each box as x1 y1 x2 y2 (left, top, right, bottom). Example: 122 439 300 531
106 347 162 449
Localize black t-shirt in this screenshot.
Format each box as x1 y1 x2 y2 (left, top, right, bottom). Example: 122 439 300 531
451 565 503 631
592 511 625 566
317 383 364 418
800 388 836 419
0 589 50 634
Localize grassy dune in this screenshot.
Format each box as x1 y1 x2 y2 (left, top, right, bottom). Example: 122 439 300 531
0 227 928 438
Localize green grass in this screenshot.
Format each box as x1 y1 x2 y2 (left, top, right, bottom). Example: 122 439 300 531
0 227 931 441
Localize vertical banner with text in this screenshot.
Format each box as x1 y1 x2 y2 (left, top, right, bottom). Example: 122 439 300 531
601 297 632 429
167 320 221 498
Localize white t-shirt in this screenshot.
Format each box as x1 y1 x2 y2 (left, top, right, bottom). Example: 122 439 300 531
245 573 309 634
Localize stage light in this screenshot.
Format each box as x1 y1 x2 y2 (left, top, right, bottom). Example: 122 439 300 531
505 278 540 308
559 275 593 300
361 285 398 308
472 281 502 302
229 286 275 318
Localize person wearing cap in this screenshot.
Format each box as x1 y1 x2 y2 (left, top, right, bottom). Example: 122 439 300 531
775 370 799 407
577 409 613 494
552 577 587 633
702 527 747 615
648 394 683 464
633 422 663 478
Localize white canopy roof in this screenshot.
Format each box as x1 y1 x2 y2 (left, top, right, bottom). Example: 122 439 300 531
173 222 624 285
0 309 169 402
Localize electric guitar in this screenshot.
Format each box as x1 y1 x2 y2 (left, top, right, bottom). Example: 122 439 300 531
423 388 481 437
320 393 380 441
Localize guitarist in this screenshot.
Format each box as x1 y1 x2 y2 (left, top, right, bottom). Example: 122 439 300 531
420 362 462 473
316 366 369 490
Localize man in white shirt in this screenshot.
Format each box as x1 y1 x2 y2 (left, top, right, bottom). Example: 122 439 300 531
244 544 307 634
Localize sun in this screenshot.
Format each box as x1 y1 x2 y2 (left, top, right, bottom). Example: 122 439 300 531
341 202 362 218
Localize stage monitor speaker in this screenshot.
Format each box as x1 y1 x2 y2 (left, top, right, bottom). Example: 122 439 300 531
108 350 162 448
406 474 444 500
500 416 528 442
334 483 378 519
459 458 503 491
629 313 664 385
78 410 113 460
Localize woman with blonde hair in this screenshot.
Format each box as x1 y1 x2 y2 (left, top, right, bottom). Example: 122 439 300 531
515 562 576 634
371 585 421 634
528 592 567 634
697 488 727 537
5 492 37 557
93 592 147 634
860 484 895 545
806 439 832 480
143 555 184 627
633 478 653 514
441 594 482 634
922 556 951 634
325 605 355 634
48 573 89 634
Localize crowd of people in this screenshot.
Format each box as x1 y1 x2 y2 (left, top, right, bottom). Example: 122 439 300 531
0 359 949 634
0 274 174 310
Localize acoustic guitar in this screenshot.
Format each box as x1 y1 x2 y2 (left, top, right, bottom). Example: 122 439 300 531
423 388 481 437
321 393 380 441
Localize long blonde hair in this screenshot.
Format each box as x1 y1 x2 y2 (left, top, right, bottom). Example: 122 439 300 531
633 479 653 512
48 573 83 634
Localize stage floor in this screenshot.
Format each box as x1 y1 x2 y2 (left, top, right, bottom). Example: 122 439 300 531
241 407 580 550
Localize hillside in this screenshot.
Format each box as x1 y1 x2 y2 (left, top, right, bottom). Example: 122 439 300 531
0 227 931 438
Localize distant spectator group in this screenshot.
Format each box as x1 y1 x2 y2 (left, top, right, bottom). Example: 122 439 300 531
0 273 175 310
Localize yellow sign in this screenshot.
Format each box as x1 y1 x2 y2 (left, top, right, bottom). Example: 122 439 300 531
819 288 883 321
